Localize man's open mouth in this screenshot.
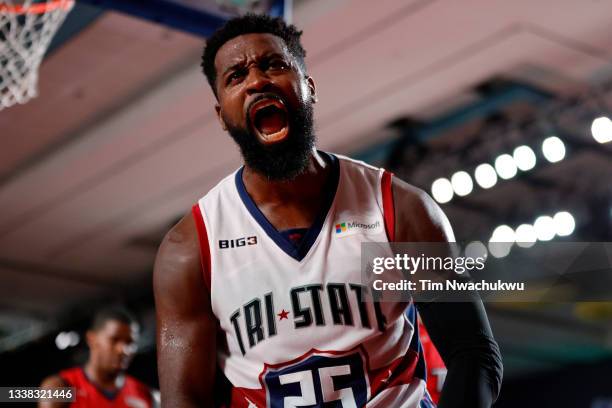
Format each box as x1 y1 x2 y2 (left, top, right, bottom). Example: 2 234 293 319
248 97 289 144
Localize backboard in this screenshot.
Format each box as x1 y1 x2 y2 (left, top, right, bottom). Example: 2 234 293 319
79 0 292 38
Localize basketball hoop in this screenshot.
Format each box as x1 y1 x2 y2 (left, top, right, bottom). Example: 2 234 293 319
0 0 74 110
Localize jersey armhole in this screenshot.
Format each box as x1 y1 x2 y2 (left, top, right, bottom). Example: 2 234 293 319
381 170 395 242
192 203 212 292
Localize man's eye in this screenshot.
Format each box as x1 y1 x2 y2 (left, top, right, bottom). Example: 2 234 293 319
268 60 288 70
227 70 245 84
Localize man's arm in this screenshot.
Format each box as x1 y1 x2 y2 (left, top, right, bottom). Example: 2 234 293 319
38 375 68 408
392 177 503 408
153 212 217 407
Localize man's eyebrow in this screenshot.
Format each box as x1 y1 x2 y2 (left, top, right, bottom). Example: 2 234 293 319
222 52 288 77
266 52 286 59
222 61 246 78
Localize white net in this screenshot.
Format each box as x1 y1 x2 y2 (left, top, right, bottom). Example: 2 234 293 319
0 0 74 110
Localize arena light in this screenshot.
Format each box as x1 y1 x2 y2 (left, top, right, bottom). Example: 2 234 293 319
533 215 556 241
55 332 69 350
553 211 575 236
451 171 473 197
488 224 515 258
490 225 516 242
488 243 512 258
494 154 517 180
431 178 454 203
515 224 537 248
55 331 79 350
69 331 80 346
542 136 566 163
465 240 488 259
474 163 497 189
591 116 612 144
513 145 536 171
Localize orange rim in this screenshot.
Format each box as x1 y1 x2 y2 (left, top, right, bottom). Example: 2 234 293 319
0 0 74 15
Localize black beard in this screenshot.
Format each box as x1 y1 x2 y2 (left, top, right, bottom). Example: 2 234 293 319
225 98 315 181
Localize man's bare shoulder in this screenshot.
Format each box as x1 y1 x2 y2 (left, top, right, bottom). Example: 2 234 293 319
40 374 67 388
391 176 454 242
391 176 429 209
154 210 204 298
162 211 198 249
38 375 69 408
157 210 202 264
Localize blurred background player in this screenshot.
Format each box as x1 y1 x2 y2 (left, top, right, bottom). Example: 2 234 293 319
39 306 157 408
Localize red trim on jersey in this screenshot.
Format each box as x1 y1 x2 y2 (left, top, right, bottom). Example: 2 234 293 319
229 387 267 408
192 203 212 292
258 347 363 378
381 170 395 242
419 320 447 404
369 349 420 396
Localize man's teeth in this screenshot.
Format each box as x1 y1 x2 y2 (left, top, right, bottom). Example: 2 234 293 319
263 129 283 138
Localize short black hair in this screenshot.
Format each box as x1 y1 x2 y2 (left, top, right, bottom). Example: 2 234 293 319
90 306 137 332
201 13 307 96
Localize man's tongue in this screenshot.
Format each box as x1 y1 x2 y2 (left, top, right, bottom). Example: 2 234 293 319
256 108 287 136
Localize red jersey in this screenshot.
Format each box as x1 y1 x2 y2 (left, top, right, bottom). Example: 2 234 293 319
419 320 447 404
59 367 153 408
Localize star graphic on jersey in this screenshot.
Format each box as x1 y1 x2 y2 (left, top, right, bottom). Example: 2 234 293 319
277 309 290 320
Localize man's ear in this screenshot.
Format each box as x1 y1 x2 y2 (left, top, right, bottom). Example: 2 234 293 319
85 330 96 349
215 104 227 131
306 76 318 103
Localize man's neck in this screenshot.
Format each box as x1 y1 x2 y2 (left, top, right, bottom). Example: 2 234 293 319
241 149 334 231
242 149 330 205
83 361 120 391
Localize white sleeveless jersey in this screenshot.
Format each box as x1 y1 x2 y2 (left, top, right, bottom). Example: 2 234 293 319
193 153 433 408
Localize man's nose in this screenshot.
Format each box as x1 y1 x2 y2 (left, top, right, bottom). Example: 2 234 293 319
117 342 130 355
245 67 272 94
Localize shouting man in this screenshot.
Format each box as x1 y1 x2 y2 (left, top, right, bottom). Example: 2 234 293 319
154 14 502 408
40 307 156 408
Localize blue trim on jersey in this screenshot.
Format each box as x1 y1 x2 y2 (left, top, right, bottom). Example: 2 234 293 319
407 304 428 381
235 152 340 262
420 390 437 408
406 301 416 322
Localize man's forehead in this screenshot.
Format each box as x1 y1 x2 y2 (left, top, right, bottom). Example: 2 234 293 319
98 319 135 335
215 33 289 69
